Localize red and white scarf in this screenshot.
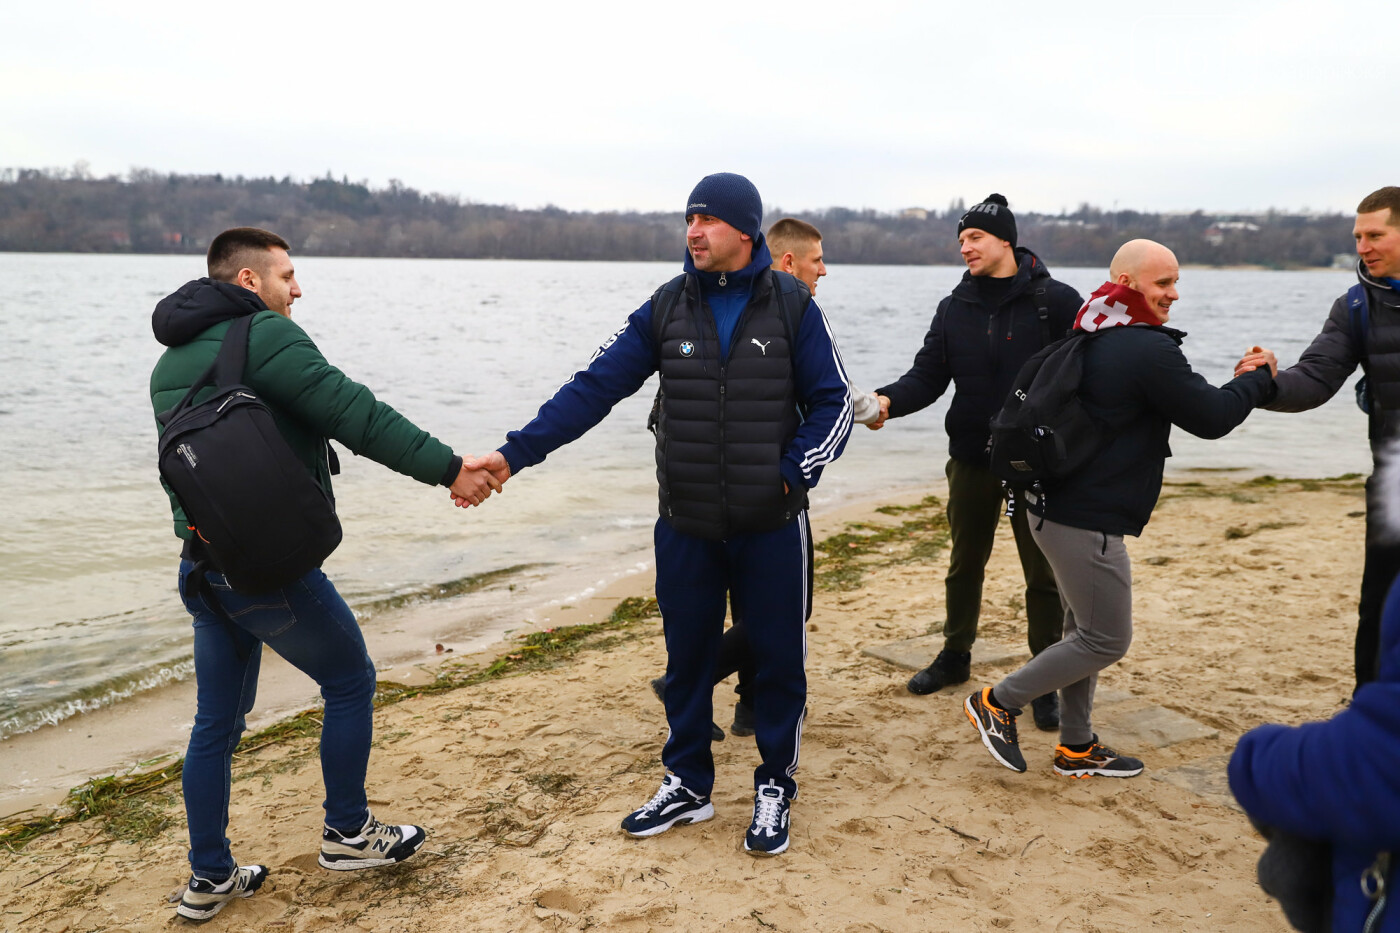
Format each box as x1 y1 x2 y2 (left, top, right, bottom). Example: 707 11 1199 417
1073 282 1161 332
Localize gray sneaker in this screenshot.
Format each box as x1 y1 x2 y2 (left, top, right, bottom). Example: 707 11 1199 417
175 864 267 920
319 812 427 871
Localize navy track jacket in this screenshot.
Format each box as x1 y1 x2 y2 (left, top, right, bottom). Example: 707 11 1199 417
498 238 853 505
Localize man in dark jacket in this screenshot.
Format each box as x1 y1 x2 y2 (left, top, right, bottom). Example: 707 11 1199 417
149 227 499 920
875 194 1082 730
467 173 854 857
964 239 1276 778
1237 186 1400 690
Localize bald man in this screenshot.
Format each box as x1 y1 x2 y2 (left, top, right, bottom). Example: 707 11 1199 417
964 239 1278 778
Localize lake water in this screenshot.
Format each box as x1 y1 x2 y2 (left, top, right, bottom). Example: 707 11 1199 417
0 254 1369 742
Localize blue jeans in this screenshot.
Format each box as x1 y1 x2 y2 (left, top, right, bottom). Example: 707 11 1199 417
178 560 377 879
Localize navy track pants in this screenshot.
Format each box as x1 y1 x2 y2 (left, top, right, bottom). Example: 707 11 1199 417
653 513 812 799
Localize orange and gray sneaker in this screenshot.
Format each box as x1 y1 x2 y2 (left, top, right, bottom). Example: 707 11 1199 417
964 687 1026 772
1053 737 1143 778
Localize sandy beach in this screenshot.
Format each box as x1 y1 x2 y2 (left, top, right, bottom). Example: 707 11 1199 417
0 471 1364 932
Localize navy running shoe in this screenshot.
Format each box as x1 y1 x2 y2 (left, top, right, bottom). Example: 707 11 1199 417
743 782 792 857
621 774 714 837
175 864 267 920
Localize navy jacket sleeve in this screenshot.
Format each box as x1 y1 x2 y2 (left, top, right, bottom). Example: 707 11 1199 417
782 298 854 491
876 297 953 418
1136 334 1273 438
498 302 657 474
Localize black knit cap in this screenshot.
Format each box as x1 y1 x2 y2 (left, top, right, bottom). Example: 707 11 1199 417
685 173 763 240
957 193 1017 248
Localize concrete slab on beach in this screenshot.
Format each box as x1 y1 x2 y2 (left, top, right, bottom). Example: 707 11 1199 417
1152 755 1240 811
861 635 1025 671
1096 703 1219 749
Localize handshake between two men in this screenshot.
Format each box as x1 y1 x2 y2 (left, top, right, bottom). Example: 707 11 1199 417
448 450 513 508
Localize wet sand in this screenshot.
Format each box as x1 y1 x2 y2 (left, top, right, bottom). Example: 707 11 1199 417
0 472 1363 932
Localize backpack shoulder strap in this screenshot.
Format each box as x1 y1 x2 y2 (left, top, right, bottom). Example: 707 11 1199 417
1032 281 1051 346
770 269 811 350
1348 283 1370 362
649 273 690 359
158 313 255 427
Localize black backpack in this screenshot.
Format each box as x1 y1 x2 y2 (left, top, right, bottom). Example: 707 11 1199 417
988 328 1115 491
157 313 342 595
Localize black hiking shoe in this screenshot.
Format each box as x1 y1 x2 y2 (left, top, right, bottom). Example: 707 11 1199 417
1031 692 1060 731
730 699 756 737
650 676 724 742
907 649 971 695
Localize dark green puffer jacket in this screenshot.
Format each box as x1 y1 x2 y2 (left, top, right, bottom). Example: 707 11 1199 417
150 278 459 540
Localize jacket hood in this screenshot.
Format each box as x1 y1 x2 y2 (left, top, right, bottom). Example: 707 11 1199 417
1358 258 1400 301
152 278 269 347
681 232 774 290
951 246 1051 301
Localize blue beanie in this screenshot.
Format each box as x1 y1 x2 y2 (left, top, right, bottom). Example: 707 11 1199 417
685 173 762 240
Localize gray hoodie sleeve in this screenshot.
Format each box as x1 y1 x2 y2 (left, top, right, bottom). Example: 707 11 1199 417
1265 294 1359 412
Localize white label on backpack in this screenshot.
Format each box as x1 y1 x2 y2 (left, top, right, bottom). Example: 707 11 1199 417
178 443 198 469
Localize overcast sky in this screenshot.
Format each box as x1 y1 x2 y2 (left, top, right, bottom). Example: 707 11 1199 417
3 1 1392 216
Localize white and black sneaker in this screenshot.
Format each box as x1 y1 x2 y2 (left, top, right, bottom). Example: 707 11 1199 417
175 864 267 921
743 781 791 857
318 812 427 871
620 773 714 837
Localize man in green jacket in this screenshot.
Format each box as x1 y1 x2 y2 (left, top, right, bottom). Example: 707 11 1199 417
149 227 497 921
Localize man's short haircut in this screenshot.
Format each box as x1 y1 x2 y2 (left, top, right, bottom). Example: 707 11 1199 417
767 217 823 259
207 227 291 282
1357 187 1400 224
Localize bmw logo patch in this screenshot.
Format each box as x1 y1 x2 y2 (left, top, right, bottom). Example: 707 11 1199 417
679 341 695 357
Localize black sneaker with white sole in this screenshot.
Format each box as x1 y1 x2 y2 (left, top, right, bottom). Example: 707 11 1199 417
620 773 714 837
318 812 427 871
1054 737 1144 778
175 864 267 921
743 782 791 857
964 687 1027 772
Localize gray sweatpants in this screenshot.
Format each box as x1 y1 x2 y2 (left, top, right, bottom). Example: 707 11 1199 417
993 517 1133 746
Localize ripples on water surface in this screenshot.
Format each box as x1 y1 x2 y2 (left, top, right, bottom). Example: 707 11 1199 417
0 254 1368 738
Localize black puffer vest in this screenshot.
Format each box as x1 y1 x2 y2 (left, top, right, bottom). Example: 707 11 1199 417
653 270 809 539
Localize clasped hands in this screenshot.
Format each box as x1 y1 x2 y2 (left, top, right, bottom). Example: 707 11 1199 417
1233 346 1279 378
448 450 513 508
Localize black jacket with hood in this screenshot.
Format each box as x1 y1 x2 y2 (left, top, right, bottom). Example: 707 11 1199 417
876 247 1083 466
1031 325 1274 536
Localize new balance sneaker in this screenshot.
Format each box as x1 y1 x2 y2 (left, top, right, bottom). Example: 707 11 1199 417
621 773 714 837
1054 737 1144 779
964 687 1027 772
1031 692 1061 731
649 677 724 742
744 782 792 857
907 649 971 695
318 812 427 871
175 864 267 921
730 699 756 737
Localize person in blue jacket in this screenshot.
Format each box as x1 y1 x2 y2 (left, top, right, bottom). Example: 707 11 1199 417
466 173 854 857
1230 453 1400 929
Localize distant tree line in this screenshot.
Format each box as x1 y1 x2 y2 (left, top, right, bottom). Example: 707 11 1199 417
0 165 1357 269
